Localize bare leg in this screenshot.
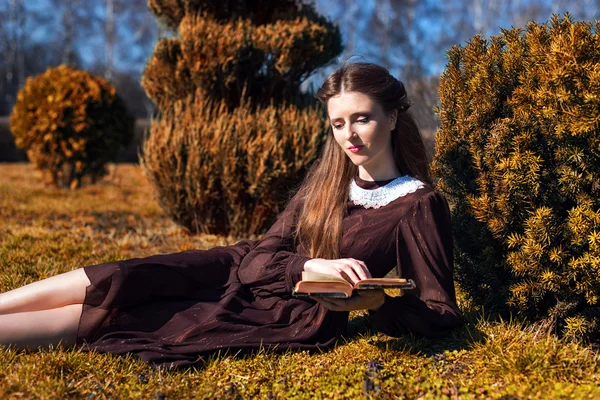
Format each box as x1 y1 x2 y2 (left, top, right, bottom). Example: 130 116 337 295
0 269 91 314
0 304 83 349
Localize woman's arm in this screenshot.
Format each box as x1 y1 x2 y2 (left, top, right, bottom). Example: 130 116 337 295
236 193 311 293
236 193 376 295
367 191 462 337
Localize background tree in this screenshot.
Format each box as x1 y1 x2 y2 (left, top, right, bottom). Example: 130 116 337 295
311 0 600 146
140 0 342 236
2 0 599 122
0 0 160 119
78 0 159 110
59 0 81 67
2 0 26 116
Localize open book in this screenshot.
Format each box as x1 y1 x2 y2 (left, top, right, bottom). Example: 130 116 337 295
292 270 416 299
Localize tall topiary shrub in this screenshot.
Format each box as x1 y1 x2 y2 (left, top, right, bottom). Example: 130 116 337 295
140 0 341 237
433 14 600 340
10 65 134 189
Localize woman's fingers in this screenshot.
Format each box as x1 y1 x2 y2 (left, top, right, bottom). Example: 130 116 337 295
356 289 384 297
312 297 339 310
338 263 361 284
359 260 372 279
312 292 382 312
342 258 370 282
313 297 350 311
303 257 371 284
351 259 371 280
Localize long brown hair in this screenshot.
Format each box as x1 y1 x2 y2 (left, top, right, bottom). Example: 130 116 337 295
294 62 431 259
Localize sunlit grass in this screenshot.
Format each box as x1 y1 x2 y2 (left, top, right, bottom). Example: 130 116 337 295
0 163 599 399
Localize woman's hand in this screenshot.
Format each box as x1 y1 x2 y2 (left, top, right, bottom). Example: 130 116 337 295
303 258 371 285
303 258 383 311
313 290 385 312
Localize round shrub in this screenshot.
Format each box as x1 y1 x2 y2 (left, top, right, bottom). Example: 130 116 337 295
10 65 134 189
432 14 600 340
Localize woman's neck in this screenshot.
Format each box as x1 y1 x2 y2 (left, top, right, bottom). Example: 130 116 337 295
357 159 402 182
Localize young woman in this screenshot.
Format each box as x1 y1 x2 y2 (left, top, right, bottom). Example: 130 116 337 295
0 62 462 368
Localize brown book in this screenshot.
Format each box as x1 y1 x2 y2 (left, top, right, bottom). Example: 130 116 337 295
293 271 416 299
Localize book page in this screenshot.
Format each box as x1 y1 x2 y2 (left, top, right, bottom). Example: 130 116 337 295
301 270 348 282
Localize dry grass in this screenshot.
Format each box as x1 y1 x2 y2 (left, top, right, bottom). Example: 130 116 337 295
0 163 235 262
1 163 599 399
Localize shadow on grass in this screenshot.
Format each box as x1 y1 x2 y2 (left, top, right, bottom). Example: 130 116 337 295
341 308 488 357
158 307 492 373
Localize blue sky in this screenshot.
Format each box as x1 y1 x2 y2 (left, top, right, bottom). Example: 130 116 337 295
14 0 600 81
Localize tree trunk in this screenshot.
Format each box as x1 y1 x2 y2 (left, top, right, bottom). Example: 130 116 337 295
105 0 115 82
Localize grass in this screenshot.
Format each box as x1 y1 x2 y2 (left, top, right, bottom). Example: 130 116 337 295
1 162 599 399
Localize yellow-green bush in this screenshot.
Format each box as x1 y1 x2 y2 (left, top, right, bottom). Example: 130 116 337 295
141 0 341 235
9 65 134 189
432 14 600 340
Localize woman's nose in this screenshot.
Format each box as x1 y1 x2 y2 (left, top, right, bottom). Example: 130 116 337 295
345 125 357 140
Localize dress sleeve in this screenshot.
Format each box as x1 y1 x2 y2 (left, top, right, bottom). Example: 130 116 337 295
368 191 462 337
236 193 311 293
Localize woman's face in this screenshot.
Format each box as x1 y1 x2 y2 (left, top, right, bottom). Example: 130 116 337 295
327 91 398 177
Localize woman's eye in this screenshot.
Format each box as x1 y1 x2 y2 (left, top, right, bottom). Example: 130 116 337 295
357 117 370 123
333 124 343 130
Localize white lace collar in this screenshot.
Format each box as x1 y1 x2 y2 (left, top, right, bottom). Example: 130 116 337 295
349 175 425 209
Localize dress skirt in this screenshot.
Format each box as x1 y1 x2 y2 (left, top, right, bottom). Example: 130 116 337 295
75 242 347 368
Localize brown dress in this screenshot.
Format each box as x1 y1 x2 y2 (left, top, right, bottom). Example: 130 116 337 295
76 176 462 368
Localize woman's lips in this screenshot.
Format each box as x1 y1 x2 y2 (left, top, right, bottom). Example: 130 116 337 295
348 145 364 153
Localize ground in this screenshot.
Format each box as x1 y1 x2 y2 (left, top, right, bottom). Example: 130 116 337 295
0 163 598 399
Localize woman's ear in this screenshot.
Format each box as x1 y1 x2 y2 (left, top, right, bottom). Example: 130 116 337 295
389 109 398 131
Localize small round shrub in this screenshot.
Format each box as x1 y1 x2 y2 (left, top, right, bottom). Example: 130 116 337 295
433 14 600 340
10 65 134 189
